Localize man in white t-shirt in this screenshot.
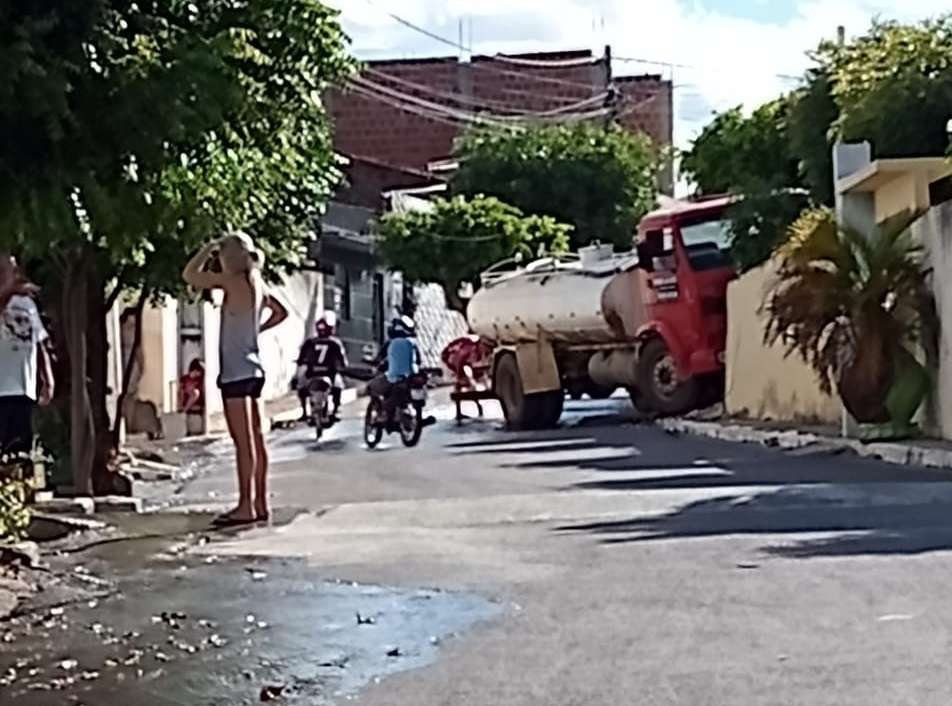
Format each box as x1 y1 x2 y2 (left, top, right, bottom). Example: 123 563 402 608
0 254 54 456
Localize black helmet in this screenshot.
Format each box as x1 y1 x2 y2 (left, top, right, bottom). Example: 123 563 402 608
389 315 416 338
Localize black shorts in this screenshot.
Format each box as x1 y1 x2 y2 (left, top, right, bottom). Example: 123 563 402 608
0 396 34 456
219 377 265 400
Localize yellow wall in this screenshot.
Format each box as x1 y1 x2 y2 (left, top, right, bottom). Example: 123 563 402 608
875 173 932 224
724 261 841 424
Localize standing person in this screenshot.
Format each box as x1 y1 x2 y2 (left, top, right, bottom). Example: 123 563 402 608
183 233 288 527
0 254 54 456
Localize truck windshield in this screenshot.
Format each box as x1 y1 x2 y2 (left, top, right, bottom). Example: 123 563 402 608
679 219 732 271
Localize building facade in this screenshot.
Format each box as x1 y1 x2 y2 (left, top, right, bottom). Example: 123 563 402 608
328 48 674 191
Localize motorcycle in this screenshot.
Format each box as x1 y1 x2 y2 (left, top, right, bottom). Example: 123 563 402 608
307 376 337 441
364 371 431 448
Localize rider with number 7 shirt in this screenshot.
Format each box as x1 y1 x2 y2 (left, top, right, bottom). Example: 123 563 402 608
296 316 348 421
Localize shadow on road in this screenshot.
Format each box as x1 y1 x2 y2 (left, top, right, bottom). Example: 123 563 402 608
446 418 952 559
558 486 952 559
450 423 952 488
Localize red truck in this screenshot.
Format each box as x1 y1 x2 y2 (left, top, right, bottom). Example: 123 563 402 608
466 196 736 429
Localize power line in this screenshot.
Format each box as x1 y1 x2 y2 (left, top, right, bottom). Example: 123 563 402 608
354 0 611 93
356 0 470 53
346 82 496 130
364 66 610 113
352 75 615 126
348 79 514 129
354 0 805 87
351 75 662 133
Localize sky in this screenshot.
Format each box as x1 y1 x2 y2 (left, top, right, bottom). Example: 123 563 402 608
327 0 950 148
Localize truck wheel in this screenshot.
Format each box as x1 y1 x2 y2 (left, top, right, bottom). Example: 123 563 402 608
494 353 562 430
636 339 698 416
537 390 564 428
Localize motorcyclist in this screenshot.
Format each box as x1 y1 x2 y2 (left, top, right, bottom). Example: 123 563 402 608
368 315 421 422
296 316 348 422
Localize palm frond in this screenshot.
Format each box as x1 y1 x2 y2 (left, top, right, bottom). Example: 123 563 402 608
764 207 934 409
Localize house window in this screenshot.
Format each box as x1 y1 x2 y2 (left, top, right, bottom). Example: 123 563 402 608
340 268 352 322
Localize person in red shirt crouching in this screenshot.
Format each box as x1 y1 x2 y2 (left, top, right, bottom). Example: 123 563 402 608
441 335 493 422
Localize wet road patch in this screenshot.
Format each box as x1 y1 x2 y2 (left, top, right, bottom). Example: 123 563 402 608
1 555 499 705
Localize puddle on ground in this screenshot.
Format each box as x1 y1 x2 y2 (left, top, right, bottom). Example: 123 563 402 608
0 555 499 705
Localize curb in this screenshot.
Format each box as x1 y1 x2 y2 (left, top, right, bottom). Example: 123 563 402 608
657 418 952 471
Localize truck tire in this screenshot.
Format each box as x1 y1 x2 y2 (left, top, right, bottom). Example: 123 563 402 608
536 390 564 428
494 352 563 430
635 339 698 416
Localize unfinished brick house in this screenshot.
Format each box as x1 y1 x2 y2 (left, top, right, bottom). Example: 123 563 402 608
328 48 674 190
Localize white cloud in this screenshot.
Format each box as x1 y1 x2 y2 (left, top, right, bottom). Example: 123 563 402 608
329 0 952 146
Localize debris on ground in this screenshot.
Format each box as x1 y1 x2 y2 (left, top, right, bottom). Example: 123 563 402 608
260 683 287 701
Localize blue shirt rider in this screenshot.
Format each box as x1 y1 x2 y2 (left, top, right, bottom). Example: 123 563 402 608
369 316 421 402
386 335 420 383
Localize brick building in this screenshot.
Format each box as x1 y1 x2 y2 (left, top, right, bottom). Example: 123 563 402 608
314 49 674 373
328 48 674 191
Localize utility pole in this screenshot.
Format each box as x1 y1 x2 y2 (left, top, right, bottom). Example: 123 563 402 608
603 44 618 127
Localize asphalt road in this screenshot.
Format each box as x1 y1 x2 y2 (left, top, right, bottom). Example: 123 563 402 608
175 396 952 706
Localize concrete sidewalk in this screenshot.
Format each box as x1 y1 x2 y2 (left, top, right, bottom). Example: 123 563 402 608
659 416 952 470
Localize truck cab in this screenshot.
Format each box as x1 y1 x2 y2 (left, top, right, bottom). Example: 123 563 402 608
634 196 736 411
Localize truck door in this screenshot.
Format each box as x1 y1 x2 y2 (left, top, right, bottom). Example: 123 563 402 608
674 217 735 375
639 228 697 373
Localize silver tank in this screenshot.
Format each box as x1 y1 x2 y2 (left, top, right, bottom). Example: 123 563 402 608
467 245 648 345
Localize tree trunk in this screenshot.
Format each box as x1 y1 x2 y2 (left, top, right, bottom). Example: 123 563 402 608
86 268 117 495
442 280 469 314
112 287 148 446
62 254 95 496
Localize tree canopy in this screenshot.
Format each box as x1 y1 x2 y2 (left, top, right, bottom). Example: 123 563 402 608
0 1 353 491
378 195 572 311
681 16 952 273
681 100 799 197
1 1 353 293
821 18 952 158
453 123 659 251
680 100 808 271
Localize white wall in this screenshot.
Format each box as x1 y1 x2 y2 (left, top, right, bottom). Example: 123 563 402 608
259 271 324 401
139 297 179 414
912 203 952 440
130 270 323 429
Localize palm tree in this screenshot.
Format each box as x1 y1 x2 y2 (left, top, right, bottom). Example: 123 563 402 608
764 208 936 425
